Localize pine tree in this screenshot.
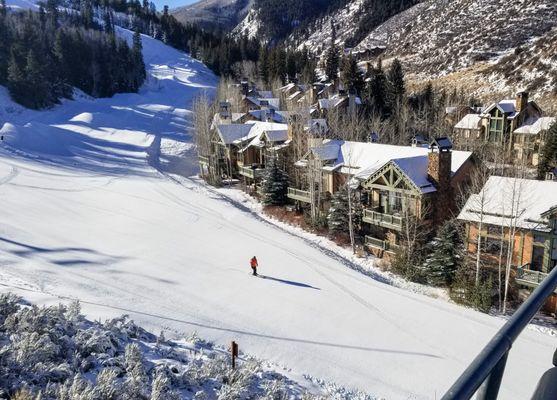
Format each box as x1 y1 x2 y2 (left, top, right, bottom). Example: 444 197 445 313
324 21 339 83
123 343 149 400
327 185 362 237
423 219 462 287
7 50 26 106
387 58 405 108
341 54 364 94
0 0 6 17
261 157 289 206
365 61 389 117
258 46 269 84
537 122 557 179
151 370 180 400
132 28 146 91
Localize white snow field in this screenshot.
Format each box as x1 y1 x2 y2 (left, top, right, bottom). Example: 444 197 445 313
0 31 555 400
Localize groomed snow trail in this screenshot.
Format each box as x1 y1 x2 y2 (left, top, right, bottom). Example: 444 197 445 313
0 30 554 400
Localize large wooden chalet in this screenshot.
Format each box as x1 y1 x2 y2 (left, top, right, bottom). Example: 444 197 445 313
290 138 476 257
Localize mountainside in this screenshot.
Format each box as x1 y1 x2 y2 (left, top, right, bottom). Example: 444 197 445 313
228 0 557 107
361 0 557 104
171 0 253 31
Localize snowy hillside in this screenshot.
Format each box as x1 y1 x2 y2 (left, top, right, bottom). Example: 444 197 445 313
172 0 253 31
0 24 556 400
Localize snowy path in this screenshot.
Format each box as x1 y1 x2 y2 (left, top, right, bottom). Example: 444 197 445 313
0 31 555 400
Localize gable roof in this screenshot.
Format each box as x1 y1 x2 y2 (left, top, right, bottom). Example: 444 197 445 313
514 116 556 135
216 124 254 145
458 176 557 231
481 99 517 119
455 114 482 130
300 140 472 187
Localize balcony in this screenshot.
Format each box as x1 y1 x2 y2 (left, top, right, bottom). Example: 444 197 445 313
287 187 312 203
516 266 557 293
238 165 265 179
365 236 400 253
363 209 403 231
198 155 209 164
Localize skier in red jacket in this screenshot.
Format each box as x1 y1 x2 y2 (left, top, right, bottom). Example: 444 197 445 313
250 256 258 276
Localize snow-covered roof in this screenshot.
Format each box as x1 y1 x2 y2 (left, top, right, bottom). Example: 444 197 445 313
245 97 280 110
237 121 289 151
216 121 288 146
248 109 289 123
458 176 557 231
303 140 472 189
514 117 556 135
258 91 274 98
455 113 482 130
216 124 253 145
392 156 436 193
482 99 517 119
264 130 289 142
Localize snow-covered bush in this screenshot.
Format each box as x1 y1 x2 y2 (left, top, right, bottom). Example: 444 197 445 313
0 293 376 399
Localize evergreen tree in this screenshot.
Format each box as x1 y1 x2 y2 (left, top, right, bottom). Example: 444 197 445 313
423 219 462 286
7 50 26 107
341 54 364 94
132 28 146 91
365 60 389 117
123 343 149 400
537 122 557 179
324 21 339 83
258 46 270 85
327 185 362 237
387 58 405 108
261 157 289 206
0 0 6 17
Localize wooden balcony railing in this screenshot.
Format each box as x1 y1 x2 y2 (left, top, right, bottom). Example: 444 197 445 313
198 154 209 164
238 165 265 179
287 187 312 203
362 209 403 231
365 236 400 253
516 265 556 293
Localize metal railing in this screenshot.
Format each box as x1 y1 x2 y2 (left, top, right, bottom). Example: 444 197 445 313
441 265 557 400
287 187 312 203
362 209 403 231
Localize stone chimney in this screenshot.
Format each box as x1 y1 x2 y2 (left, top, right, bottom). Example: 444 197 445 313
516 91 529 113
428 137 454 223
266 108 275 122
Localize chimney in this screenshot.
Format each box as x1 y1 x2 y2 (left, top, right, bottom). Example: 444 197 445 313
516 91 529 113
219 101 231 121
241 79 249 96
266 108 275 122
428 137 454 223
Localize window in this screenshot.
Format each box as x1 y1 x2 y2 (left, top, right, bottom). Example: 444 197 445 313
483 237 508 255
486 224 501 236
533 234 546 244
531 246 545 271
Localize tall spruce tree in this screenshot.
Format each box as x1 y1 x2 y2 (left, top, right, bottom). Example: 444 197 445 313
327 185 362 237
324 21 339 83
365 60 389 117
261 157 289 206
258 46 270 84
537 122 557 179
387 58 405 108
0 0 6 17
423 219 462 287
132 28 146 91
341 54 364 94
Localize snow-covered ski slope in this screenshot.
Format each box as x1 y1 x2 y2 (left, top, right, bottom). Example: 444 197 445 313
0 30 554 400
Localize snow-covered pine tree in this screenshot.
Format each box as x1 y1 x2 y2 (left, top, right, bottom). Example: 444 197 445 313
261 157 289 206
150 369 180 400
327 185 362 237
423 219 462 286
123 343 149 400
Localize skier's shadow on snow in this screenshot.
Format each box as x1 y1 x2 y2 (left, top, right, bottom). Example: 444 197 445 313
259 275 320 290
